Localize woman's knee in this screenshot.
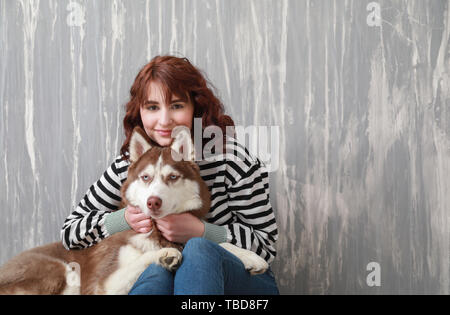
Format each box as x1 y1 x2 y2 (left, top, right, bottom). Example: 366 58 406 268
174 238 225 294
180 237 224 268
183 237 219 256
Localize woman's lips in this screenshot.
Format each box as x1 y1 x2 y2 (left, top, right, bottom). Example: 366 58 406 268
155 129 172 137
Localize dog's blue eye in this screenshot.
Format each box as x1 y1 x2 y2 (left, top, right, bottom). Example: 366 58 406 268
170 175 178 180
141 175 151 182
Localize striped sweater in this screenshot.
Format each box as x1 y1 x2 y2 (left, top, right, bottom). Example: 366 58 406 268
61 137 278 263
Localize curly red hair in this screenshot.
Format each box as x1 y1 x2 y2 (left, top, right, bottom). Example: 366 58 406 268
120 55 235 158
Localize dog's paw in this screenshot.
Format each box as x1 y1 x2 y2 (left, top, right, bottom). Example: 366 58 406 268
157 248 182 272
219 243 268 275
241 251 269 275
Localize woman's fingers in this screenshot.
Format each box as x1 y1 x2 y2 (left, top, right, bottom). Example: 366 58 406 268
125 205 153 233
136 218 152 229
127 205 141 213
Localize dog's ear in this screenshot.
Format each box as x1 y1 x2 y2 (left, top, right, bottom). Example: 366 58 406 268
129 127 153 163
170 126 195 162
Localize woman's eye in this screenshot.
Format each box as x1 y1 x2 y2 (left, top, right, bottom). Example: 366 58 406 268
171 104 184 110
147 105 158 111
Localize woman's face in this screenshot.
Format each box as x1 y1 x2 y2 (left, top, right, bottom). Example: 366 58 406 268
140 81 194 147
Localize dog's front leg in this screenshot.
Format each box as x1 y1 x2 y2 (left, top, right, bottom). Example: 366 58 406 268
101 245 178 295
156 247 183 272
101 247 161 295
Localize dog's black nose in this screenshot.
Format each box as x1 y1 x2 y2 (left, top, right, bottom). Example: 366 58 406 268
147 196 162 211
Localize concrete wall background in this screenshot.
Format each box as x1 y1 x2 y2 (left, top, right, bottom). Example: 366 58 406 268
0 0 449 294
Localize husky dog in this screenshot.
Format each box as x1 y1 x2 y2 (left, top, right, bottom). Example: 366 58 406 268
0 126 268 295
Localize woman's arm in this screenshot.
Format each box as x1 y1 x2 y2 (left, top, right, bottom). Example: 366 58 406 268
197 139 278 263
60 156 130 249
224 157 278 264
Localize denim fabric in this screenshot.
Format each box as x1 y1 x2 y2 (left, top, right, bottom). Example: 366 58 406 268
129 237 279 295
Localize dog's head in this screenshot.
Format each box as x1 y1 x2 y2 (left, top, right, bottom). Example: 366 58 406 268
121 126 210 220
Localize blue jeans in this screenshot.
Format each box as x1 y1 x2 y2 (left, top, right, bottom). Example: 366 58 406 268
128 237 279 295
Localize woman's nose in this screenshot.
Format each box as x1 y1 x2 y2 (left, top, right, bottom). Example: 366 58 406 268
159 108 172 126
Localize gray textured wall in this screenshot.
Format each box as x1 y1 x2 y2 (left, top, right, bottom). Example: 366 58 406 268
1 0 449 294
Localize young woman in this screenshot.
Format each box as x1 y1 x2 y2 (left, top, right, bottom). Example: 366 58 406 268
61 55 279 294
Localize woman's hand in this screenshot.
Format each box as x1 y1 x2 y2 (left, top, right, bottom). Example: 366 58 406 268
124 205 153 233
155 213 205 243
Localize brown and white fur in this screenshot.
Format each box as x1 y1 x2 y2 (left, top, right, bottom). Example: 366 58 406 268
0 126 268 295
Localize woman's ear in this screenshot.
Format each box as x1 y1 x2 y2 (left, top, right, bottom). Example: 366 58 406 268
170 126 195 162
129 126 153 163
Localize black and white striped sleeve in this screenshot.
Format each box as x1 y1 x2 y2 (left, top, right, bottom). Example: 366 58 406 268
224 143 278 264
60 156 129 250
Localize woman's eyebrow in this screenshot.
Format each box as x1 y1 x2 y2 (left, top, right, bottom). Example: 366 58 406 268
144 98 187 105
170 98 186 103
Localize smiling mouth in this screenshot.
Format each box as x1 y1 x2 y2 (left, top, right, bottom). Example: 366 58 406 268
155 130 172 136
